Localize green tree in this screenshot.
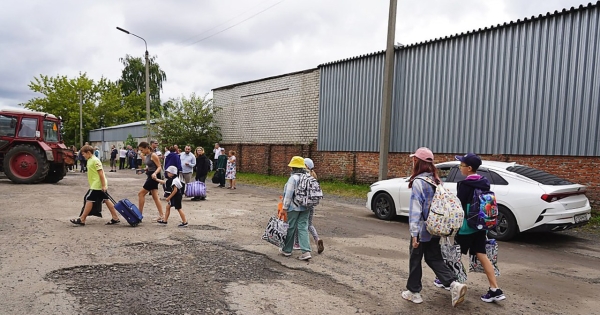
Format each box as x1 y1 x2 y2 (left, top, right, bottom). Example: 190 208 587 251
124 134 138 148
118 54 167 118
22 73 141 146
150 93 221 149
23 73 96 146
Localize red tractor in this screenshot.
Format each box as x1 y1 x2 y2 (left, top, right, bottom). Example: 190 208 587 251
0 109 75 184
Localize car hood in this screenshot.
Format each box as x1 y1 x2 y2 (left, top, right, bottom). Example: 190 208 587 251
371 177 409 187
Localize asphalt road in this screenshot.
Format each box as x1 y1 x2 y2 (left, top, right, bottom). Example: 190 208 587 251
0 170 599 315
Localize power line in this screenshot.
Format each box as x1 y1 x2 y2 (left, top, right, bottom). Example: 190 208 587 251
180 0 274 45
186 0 285 46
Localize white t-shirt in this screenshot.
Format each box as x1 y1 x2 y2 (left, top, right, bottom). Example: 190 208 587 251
119 149 127 158
213 147 224 159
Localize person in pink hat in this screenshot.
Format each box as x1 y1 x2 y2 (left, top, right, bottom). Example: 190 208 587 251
402 147 468 307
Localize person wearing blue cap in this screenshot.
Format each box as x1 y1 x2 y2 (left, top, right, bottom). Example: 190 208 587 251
453 153 505 303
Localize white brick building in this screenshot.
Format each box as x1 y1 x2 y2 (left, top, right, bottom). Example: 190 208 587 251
213 68 319 144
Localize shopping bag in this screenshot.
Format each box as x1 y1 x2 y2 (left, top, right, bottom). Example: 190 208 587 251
261 216 289 247
277 195 287 222
440 237 468 283
469 238 500 276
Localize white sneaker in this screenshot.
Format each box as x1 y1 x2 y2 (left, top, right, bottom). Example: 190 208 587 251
293 243 301 250
298 252 312 260
279 248 291 257
401 290 423 304
450 282 467 307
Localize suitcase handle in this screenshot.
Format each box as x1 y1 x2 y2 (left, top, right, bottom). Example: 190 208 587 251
105 191 118 205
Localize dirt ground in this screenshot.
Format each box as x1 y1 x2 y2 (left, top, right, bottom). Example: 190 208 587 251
1 170 600 315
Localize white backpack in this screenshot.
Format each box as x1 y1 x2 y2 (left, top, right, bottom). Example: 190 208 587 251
418 177 464 237
293 173 323 207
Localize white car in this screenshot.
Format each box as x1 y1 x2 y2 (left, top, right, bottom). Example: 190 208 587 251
366 161 591 241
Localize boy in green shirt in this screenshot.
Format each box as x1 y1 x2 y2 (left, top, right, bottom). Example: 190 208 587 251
70 145 121 226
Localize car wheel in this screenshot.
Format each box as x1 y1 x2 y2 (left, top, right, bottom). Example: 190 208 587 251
488 205 518 241
372 192 396 220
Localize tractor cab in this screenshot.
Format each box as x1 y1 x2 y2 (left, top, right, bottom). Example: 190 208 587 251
0 109 74 184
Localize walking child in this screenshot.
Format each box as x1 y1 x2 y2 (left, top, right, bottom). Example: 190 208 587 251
70 145 121 226
453 153 506 302
402 147 467 307
154 166 188 227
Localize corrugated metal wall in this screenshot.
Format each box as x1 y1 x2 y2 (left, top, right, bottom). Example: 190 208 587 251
89 124 153 142
318 4 600 156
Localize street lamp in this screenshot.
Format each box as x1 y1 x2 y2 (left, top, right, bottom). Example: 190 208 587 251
116 26 151 142
78 90 83 148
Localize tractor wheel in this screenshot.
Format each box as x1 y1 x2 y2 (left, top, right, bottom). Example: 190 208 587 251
3 144 49 184
44 164 67 183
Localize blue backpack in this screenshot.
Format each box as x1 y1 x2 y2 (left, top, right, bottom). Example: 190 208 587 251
467 189 499 230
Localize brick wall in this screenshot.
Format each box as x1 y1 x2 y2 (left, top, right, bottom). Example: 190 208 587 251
221 141 600 208
213 69 319 144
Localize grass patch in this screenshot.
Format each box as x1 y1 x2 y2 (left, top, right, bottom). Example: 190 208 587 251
236 172 370 199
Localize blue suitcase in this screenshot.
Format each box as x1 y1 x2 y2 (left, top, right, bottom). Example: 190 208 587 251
108 193 143 226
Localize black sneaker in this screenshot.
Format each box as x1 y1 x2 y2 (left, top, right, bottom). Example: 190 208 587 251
481 288 505 302
178 222 188 227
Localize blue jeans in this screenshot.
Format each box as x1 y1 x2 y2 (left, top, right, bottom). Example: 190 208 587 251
283 210 311 253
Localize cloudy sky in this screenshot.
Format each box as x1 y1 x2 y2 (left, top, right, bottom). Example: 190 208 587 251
0 0 591 109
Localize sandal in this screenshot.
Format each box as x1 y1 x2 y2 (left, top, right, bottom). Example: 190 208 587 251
70 218 85 226
106 219 120 225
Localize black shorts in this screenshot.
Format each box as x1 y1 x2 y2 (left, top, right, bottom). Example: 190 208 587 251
84 189 108 203
455 231 488 255
168 195 182 210
143 172 162 191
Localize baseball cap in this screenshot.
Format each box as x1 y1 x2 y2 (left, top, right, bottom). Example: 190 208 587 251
409 147 434 162
455 153 482 170
165 166 178 174
304 158 314 170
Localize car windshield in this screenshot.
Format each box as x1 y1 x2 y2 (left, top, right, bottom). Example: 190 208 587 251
506 165 573 185
43 120 59 142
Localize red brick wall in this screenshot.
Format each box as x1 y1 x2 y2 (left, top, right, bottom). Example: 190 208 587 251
221 142 600 208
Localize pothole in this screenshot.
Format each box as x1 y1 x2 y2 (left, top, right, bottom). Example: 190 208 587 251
46 238 383 314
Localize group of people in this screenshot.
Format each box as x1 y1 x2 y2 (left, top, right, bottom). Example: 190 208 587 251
70 140 238 228
402 147 505 307
68 140 502 308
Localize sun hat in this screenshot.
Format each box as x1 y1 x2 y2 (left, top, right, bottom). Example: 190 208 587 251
165 166 178 174
304 158 314 170
455 153 482 170
409 147 434 162
288 156 306 169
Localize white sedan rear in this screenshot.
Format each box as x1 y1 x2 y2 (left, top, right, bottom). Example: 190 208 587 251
366 161 591 241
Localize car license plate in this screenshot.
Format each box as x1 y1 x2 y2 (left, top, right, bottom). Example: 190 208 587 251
574 214 588 223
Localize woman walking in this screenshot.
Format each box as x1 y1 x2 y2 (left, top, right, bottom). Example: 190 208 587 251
137 141 165 221
279 156 312 260
401 147 467 307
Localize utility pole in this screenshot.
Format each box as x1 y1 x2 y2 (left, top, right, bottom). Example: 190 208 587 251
378 0 398 180
145 50 151 142
79 90 83 148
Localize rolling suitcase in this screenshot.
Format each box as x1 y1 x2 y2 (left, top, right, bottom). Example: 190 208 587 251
185 181 206 198
107 193 143 227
